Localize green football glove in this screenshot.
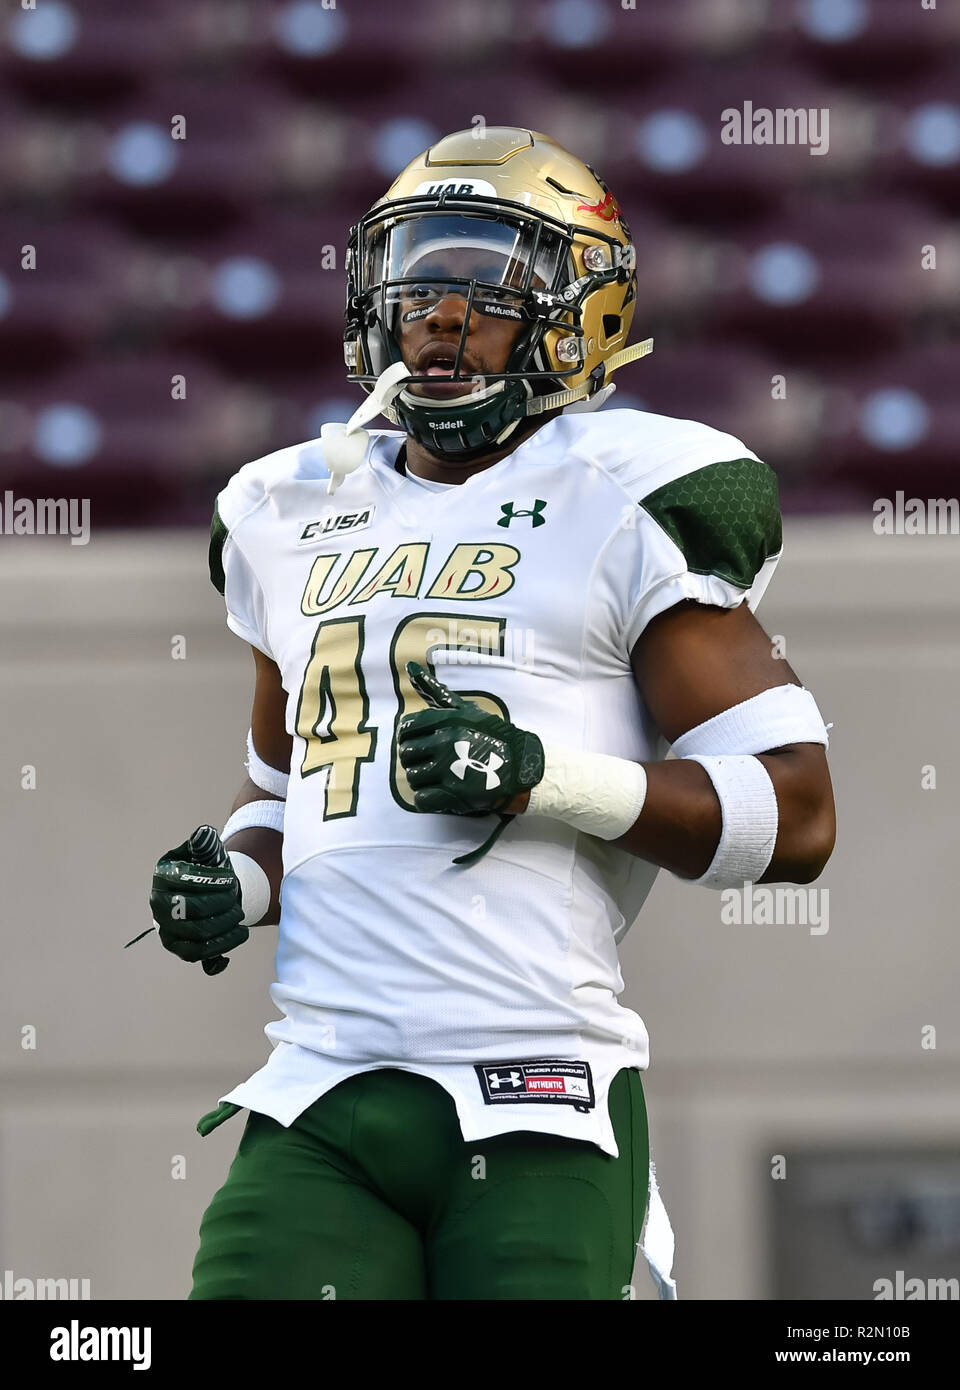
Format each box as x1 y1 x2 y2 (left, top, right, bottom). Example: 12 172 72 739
146 826 247 974
398 661 545 818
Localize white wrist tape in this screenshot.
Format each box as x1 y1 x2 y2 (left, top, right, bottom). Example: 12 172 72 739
671 684 829 759
246 730 289 798
227 851 272 927
526 741 648 840
221 798 285 840
682 754 779 888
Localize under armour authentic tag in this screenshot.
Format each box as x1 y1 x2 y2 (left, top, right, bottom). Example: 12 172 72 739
475 1060 595 1112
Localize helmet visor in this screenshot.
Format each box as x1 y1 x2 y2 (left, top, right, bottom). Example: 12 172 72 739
357 210 569 383
363 211 564 296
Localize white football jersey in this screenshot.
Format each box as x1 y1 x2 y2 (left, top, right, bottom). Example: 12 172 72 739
210 407 782 1157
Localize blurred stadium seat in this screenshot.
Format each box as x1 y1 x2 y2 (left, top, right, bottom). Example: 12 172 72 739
782 0 958 82
1 0 956 526
0 355 281 526
824 344 960 498
705 195 946 359
596 61 841 221
162 213 350 372
1 0 176 102
873 68 960 213
257 0 514 95
0 217 138 373
80 77 336 236
529 0 777 85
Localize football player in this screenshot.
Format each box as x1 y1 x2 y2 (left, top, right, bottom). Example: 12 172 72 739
150 128 835 1300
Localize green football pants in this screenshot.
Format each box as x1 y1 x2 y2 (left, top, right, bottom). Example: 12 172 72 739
190 1065 649 1300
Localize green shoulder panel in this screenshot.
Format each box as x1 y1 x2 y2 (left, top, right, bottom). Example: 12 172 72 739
208 503 228 595
640 457 782 590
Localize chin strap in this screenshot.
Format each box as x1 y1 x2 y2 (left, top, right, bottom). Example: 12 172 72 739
527 337 654 417
562 382 618 414
321 337 654 489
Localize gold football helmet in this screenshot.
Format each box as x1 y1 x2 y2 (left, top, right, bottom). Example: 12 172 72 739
342 126 652 461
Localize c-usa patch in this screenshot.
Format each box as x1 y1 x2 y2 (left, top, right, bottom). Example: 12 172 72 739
474 1059 595 1113
297 506 376 543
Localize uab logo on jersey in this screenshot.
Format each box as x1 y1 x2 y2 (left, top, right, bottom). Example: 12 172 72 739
301 541 521 615
298 507 376 544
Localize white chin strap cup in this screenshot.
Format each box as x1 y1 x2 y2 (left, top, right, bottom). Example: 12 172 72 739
321 361 411 494
562 382 617 415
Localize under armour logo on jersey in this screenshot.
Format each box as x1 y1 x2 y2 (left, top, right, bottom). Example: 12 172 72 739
450 740 503 789
487 1070 523 1090
497 499 547 528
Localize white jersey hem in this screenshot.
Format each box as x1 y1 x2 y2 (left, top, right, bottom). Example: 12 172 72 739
217 1039 647 1159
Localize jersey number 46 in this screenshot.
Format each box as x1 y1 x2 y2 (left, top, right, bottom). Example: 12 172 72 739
293 612 510 818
